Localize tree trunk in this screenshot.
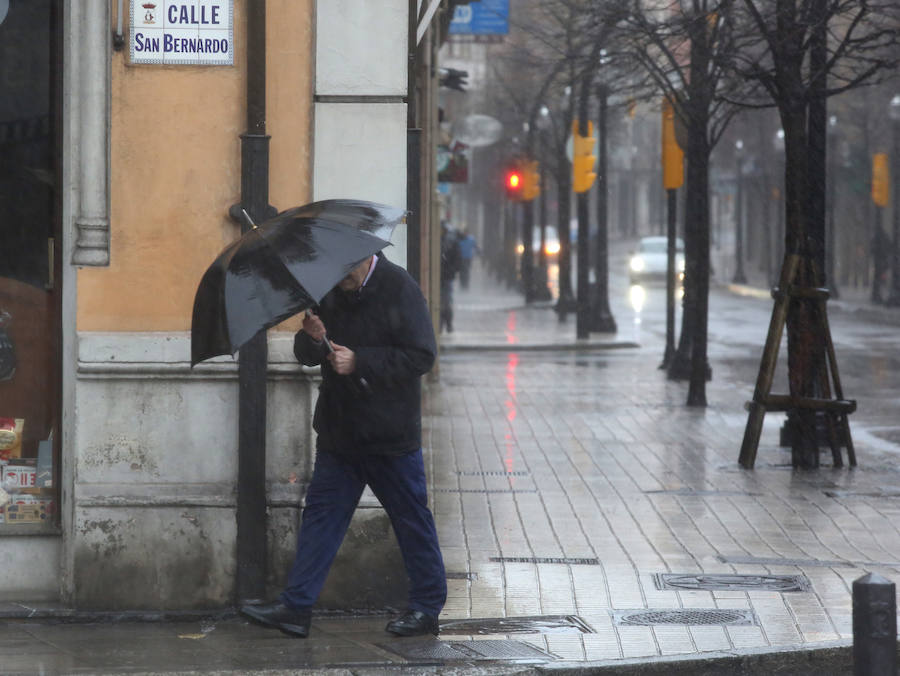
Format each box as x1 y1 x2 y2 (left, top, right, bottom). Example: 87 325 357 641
590 83 616 332
782 105 823 467
686 112 711 407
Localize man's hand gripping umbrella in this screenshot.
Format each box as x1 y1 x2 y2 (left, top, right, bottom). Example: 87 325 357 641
303 309 370 393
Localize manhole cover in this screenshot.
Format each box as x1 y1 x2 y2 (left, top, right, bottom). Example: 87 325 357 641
654 573 810 592
440 615 594 635
379 639 554 663
612 609 756 626
490 556 599 565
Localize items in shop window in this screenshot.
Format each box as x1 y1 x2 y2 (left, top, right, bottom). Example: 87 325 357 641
0 495 54 524
0 310 15 382
0 417 23 461
36 438 52 488
3 458 36 489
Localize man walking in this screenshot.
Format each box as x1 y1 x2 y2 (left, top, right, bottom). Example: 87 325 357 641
241 252 446 638
456 229 479 290
440 221 461 333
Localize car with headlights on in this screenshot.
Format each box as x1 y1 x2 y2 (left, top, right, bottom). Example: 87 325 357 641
629 236 685 285
517 225 561 261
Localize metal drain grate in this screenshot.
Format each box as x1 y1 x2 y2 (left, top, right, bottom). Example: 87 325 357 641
612 609 756 626
456 470 530 477
433 488 538 493
440 615 594 635
490 556 599 565
654 573 810 592
379 639 554 663
446 571 477 581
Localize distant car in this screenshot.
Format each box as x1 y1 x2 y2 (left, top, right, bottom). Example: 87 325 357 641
629 236 685 284
516 225 560 260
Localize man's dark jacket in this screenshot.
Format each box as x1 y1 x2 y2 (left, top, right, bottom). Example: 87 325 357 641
294 253 436 457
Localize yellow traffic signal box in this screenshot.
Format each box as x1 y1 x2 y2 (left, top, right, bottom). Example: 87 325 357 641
872 153 890 207
572 120 597 194
521 160 540 201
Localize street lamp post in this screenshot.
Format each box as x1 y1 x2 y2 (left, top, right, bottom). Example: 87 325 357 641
826 115 840 298
556 85 578 319
520 121 535 303
733 139 747 284
887 95 900 306
773 129 785 285
534 105 553 301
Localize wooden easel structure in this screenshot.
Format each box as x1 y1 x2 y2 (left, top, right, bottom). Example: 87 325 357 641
738 253 856 469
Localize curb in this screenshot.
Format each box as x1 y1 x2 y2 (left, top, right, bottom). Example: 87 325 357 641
724 282 772 300
536 640 866 675
0 605 238 623
724 281 900 327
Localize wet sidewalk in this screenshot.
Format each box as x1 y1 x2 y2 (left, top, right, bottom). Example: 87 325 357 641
4 254 900 674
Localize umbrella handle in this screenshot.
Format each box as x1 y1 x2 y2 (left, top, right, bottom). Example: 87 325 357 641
304 310 367 393
322 333 370 395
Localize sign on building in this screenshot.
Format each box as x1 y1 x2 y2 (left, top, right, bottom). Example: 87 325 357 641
448 0 508 36
130 1 233 66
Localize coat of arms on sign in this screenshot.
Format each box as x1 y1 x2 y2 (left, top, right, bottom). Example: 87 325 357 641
142 2 156 24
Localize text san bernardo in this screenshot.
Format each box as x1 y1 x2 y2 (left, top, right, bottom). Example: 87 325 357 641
130 1 234 66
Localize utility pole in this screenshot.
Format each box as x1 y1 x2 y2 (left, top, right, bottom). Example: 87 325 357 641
660 96 683 368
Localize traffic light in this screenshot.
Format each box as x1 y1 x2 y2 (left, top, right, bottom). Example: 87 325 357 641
505 168 522 200
520 160 540 201
661 97 684 190
872 152 889 207
572 121 596 194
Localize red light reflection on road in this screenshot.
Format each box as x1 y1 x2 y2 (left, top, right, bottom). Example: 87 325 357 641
505 310 518 344
504 349 519 473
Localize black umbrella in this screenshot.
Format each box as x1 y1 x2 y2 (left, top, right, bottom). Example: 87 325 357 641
191 200 404 366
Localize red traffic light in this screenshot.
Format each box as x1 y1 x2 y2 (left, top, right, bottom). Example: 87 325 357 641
507 172 521 190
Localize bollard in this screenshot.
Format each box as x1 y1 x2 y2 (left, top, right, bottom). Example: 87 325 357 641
853 572 897 676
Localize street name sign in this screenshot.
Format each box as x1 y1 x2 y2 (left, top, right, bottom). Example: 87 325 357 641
130 1 233 66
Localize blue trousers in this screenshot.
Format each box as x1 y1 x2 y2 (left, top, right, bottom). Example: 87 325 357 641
281 449 447 616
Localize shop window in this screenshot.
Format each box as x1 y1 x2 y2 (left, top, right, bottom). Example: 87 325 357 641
0 0 60 531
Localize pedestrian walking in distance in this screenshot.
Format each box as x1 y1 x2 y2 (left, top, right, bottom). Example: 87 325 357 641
457 229 479 290
440 221 462 333
240 252 446 638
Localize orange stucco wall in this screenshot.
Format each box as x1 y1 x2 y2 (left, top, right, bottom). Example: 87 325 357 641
77 0 313 332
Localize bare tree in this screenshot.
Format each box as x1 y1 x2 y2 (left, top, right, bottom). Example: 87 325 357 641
611 0 745 406
731 0 900 466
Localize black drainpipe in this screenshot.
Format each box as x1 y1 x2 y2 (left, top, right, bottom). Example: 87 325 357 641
230 0 273 604
406 0 421 283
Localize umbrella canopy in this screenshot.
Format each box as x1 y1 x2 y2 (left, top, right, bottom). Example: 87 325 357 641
287 199 404 242
191 200 404 366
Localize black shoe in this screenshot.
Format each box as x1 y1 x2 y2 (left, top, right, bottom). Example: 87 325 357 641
240 602 311 638
385 609 440 637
